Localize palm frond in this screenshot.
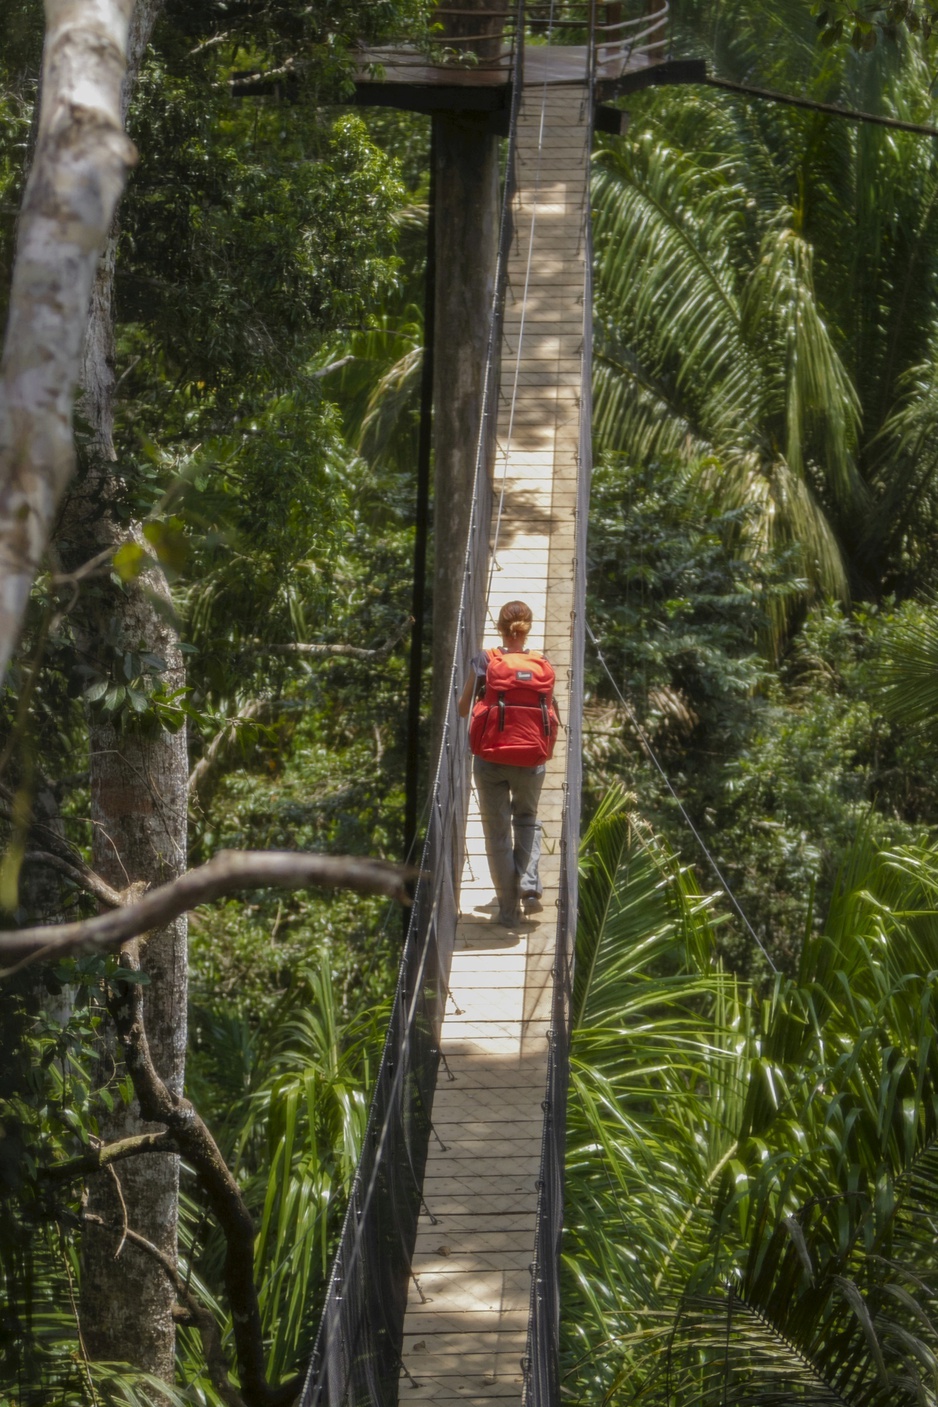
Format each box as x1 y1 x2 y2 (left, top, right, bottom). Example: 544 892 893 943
564 801 938 1405
741 220 861 506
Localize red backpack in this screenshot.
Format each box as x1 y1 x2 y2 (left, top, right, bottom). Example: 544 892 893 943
469 649 558 766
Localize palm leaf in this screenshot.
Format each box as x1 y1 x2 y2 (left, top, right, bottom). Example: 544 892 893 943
564 800 938 1405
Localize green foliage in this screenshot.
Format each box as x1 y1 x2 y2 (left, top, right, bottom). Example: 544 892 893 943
181 965 384 1391
0 960 126 1398
811 1 938 48
1 7 431 1399
0 1 40 326
587 453 938 971
875 595 938 728
564 797 938 1404
595 6 938 607
119 90 405 396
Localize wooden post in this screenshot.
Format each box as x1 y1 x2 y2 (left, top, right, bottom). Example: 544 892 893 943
429 108 499 754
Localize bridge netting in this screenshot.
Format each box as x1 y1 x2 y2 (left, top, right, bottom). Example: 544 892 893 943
300 6 627 1404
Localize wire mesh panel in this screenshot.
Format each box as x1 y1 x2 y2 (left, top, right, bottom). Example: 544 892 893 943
522 25 596 1407
299 14 525 1407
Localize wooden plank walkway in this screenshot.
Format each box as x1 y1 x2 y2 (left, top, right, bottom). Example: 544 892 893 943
399 73 591 1407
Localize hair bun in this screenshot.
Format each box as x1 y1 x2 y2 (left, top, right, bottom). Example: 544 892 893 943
497 600 534 638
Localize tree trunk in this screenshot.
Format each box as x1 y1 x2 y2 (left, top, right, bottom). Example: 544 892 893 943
0 0 137 681
55 0 186 1381
430 111 499 752
75 597 187 1380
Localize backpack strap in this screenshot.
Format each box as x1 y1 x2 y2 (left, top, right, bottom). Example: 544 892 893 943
473 649 490 701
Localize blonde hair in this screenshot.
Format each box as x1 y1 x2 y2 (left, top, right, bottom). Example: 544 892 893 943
497 600 533 642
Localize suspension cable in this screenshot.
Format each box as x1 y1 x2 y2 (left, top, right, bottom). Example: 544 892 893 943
585 619 779 974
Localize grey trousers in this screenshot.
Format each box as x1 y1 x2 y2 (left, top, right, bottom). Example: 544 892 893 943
473 757 546 923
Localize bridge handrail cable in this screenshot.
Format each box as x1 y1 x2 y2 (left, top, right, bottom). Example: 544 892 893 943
299 5 527 1404
522 9 595 1399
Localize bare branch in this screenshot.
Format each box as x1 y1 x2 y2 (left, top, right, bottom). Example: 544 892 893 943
49 544 116 589
0 850 412 967
43 1131 178 1182
0 781 123 907
310 354 355 379
0 776 123 906
228 58 298 93
188 698 271 803
23 850 123 908
256 615 413 662
188 30 232 56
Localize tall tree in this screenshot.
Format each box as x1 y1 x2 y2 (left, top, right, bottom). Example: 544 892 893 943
594 0 938 617
0 0 137 679
52 0 188 1379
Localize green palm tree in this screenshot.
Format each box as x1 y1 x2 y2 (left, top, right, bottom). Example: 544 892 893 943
563 788 938 1405
176 965 381 1400
593 3 938 611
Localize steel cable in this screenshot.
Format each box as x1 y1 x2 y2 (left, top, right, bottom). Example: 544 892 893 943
585 619 779 974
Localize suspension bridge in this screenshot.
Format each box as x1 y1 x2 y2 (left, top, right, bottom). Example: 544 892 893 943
301 7 670 1405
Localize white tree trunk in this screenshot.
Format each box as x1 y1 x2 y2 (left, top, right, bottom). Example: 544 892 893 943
0 0 136 680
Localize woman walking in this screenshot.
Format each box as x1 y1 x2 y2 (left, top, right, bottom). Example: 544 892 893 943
459 601 558 927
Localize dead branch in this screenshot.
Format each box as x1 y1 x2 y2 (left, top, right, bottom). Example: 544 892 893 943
188 698 317 805
43 1130 178 1181
188 698 272 803
0 779 123 908
103 939 300 1407
255 615 412 663
310 354 355 379
23 849 124 908
0 850 412 967
85 1214 249 1407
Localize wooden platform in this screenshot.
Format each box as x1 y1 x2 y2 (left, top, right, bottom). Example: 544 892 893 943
398 75 590 1407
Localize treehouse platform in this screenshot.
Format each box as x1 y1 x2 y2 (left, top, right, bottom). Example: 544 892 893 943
351 2 670 110
397 71 591 1407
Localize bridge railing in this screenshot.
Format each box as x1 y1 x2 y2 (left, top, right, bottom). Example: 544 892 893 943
355 0 670 83
355 2 522 80
299 7 525 1406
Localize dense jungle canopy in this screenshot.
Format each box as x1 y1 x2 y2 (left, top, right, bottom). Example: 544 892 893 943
6 0 938 1404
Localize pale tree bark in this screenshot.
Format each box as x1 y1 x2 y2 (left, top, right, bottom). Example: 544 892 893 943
49 0 186 1380
0 0 137 681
